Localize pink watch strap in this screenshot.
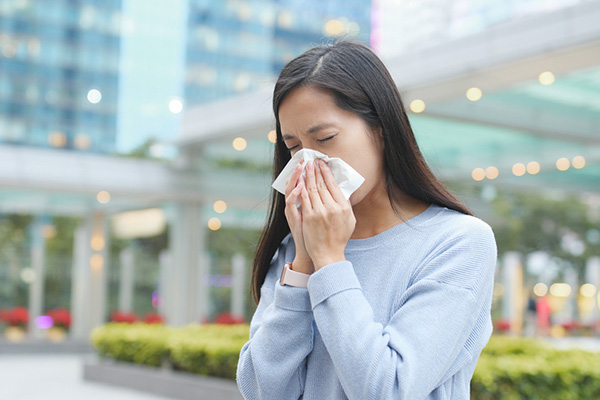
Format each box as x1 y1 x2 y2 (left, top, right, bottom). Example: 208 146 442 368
280 262 310 288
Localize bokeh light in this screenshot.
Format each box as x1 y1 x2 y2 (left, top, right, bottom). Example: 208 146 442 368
91 236 105 251
526 161 540 175
268 130 277 143
213 200 227 214
90 254 104 270
538 71 555 85
409 99 425 113
74 133 92 150
96 191 111 204
324 19 344 36
208 217 222 231
87 89 102 104
169 98 184 114
232 137 247 151
580 283 596 298
21 268 35 284
466 87 482 101
36 315 54 329
533 283 548 297
512 163 526 176
572 156 585 169
550 283 571 297
48 131 67 148
556 157 570 171
485 166 499 180
472 168 485 181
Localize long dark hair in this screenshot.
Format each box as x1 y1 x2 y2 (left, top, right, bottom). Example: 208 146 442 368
252 40 471 303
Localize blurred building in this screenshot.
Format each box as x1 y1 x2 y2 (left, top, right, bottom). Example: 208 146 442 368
0 0 122 153
184 0 371 106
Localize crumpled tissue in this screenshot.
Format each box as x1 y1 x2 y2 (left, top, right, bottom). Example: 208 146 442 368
271 149 365 205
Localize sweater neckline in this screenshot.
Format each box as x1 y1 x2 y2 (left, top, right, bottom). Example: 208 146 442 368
345 203 443 251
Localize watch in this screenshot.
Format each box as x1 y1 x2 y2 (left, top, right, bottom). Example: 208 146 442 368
280 262 310 288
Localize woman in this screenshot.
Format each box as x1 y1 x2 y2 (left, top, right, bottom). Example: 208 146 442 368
236 41 497 400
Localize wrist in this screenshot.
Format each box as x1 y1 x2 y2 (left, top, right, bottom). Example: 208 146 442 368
291 257 314 274
313 255 346 271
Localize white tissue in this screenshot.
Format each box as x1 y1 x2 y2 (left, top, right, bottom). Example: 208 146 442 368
271 149 365 203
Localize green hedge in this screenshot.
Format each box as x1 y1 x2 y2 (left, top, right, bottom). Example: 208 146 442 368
473 336 600 399
90 322 249 379
91 324 600 398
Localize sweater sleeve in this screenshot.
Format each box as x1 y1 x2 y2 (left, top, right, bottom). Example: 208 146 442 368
307 220 497 400
236 237 315 400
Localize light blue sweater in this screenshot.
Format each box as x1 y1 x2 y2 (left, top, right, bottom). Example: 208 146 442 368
237 204 497 399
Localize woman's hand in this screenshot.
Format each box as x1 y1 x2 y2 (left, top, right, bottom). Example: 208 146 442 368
300 160 356 270
284 161 314 274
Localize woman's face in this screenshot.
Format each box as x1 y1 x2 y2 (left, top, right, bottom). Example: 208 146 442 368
278 86 385 206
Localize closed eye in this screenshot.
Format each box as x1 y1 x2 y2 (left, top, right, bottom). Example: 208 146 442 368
318 135 335 143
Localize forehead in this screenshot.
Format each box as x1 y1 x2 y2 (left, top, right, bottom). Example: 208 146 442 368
278 86 344 131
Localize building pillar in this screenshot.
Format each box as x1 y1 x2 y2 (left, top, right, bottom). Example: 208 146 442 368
502 252 523 335
70 212 109 340
231 253 246 319
158 249 170 318
27 217 47 339
197 251 210 323
585 257 600 330
164 203 205 326
118 247 135 313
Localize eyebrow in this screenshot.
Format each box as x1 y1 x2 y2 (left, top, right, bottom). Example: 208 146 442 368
282 123 337 141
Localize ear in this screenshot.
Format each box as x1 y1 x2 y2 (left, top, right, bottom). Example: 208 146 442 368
371 125 384 151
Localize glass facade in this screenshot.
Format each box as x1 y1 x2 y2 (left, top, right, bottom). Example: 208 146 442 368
379 0 591 58
184 0 372 105
0 0 122 153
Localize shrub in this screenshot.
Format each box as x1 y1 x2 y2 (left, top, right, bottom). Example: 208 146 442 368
472 336 600 399
90 322 250 378
90 324 600 396
91 322 172 367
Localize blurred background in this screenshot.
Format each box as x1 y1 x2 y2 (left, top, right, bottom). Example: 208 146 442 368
0 0 599 348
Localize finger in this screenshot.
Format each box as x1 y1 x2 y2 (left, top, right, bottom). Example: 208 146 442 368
286 181 304 216
304 161 323 208
320 160 347 203
300 181 312 211
285 161 304 197
316 160 335 205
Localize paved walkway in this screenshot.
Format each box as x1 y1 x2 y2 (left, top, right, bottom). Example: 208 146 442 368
0 354 177 400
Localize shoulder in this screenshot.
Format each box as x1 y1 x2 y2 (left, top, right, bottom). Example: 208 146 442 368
422 205 496 251
411 206 497 292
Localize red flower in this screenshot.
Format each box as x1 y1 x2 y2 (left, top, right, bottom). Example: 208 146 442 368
110 310 138 323
143 312 164 324
46 307 71 329
561 321 579 331
0 307 29 328
494 319 511 332
214 312 245 325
